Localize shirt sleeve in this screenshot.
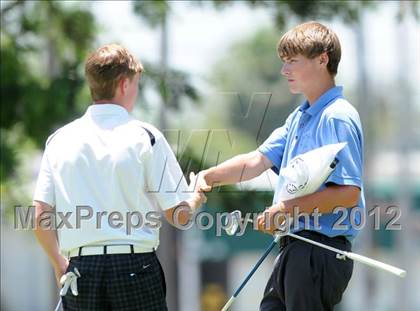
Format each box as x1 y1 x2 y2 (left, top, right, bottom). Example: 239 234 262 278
143 133 192 211
33 148 56 206
324 117 363 188
258 113 294 174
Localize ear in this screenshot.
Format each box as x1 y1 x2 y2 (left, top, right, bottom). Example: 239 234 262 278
319 52 329 67
117 77 128 96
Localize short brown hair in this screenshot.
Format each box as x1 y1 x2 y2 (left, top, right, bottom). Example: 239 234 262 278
85 44 143 101
277 21 341 76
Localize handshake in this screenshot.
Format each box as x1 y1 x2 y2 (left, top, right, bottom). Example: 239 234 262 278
184 170 212 212
185 168 284 235
184 143 348 234
164 170 214 228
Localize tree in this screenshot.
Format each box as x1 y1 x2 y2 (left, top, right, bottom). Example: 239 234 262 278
209 28 297 145
198 0 376 28
133 1 199 128
131 4 203 310
1 1 96 181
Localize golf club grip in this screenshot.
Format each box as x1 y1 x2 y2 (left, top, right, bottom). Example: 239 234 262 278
344 251 406 277
221 296 235 311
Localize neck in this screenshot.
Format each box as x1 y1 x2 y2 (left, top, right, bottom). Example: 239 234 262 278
93 99 126 109
94 99 117 105
305 79 335 105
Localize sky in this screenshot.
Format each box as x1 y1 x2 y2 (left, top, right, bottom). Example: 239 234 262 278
91 1 271 77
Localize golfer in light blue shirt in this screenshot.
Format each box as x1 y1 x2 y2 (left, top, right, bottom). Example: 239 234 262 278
259 85 364 240
199 22 364 310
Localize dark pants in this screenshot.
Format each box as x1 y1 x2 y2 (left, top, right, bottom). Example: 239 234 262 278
62 252 167 311
260 231 353 311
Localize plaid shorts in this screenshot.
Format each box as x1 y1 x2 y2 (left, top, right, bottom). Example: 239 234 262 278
62 252 167 311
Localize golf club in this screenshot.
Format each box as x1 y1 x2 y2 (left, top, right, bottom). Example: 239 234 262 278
221 232 282 311
221 210 406 310
224 210 406 277
54 298 62 311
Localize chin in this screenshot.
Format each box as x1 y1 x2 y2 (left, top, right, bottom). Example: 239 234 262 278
289 87 300 94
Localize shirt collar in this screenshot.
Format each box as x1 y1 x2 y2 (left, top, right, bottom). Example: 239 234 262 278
86 103 129 116
299 86 343 116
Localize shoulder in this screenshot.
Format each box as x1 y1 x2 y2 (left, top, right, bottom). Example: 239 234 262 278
322 98 362 129
135 121 163 139
45 118 83 147
126 118 164 147
275 105 301 131
266 105 301 138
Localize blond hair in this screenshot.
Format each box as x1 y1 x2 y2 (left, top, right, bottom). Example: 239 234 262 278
278 21 341 76
85 44 143 101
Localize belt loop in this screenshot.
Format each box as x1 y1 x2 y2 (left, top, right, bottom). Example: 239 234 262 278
104 245 107 255
130 244 134 254
78 247 83 257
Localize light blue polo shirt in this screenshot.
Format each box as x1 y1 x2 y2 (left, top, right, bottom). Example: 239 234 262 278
259 86 364 240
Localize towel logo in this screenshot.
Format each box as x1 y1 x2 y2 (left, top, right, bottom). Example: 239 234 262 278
285 157 309 194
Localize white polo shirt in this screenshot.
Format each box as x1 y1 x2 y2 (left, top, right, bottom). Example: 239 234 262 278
33 104 192 253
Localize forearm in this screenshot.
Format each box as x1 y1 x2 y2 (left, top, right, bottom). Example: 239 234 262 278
34 227 62 266
203 151 271 187
33 201 62 268
164 203 193 227
164 189 206 227
283 184 361 216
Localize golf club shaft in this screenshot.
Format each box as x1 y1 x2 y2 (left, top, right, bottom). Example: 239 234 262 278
221 234 281 311
242 218 406 277
54 298 62 311
343 251 406 277
287 232 406 277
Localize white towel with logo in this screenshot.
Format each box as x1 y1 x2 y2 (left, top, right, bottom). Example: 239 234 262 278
276 142 347 201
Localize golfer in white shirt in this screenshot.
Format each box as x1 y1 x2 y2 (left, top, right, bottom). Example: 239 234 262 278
33 43 205 310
